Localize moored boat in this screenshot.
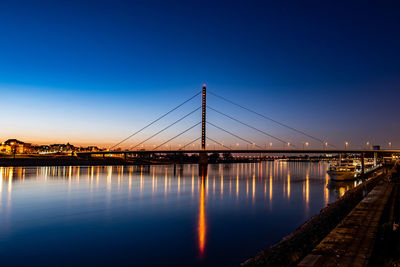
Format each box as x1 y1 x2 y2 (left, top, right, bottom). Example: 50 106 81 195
327 159 361 181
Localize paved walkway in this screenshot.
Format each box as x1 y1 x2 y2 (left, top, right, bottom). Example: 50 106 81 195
298 181 394 267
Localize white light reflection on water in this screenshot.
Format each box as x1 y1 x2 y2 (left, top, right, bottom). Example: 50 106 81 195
0 162 360 266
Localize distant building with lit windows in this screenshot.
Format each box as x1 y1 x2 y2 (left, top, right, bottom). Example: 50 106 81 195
49 143 75 153
0 139 32 154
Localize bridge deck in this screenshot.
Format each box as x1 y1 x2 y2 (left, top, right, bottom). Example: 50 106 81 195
77 149 400 156
298 180 394 267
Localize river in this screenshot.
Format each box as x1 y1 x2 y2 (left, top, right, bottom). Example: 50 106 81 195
0 162 359 266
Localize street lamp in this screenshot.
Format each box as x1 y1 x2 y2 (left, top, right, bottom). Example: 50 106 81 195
269 142 272 148
324 142 328 149
303 142 309 149
366 141 370 149
287 142 290 149
345 141 348 149
389 142 392 149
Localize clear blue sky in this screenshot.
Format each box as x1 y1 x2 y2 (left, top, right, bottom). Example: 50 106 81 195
0 0 399 149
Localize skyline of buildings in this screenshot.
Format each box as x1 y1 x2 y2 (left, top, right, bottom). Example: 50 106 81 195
0 137 395 155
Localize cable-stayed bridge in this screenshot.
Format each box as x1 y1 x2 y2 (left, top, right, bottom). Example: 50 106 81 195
78 85 398 162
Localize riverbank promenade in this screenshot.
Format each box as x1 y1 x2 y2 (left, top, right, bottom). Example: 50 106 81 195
243 162 400 266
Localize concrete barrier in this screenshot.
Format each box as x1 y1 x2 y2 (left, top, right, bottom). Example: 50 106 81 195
242 168 389 267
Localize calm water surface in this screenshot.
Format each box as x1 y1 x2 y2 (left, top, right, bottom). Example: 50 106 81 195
0 162 359 266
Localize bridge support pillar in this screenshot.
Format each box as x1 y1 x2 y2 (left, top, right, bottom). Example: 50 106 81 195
374 152 377 167
199 152 208 165
201 84 206 150
198 84 208 173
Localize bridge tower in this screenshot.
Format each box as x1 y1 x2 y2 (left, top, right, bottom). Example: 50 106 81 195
201 84 206 150
199 84 208 166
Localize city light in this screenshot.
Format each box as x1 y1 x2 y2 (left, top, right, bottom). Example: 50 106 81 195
304 142 309 149
0 2 398 267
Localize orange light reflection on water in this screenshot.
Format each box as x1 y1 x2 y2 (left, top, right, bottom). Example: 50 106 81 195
236 166 239 198
0 167 3 195
198 173 206 258
324 173 329 205
287 171 291 199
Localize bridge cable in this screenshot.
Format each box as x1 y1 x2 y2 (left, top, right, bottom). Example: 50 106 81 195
180 137 201 150
207 106 295 147
208 91 334 148
131 107 201 150
153 122 201 150
207 121 264 150
110 91 201 150
206 137 232 150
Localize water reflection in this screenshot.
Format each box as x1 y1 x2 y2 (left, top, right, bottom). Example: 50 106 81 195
198 168 206 258
287 171 290 199
327 179 362 199
0 162 356 266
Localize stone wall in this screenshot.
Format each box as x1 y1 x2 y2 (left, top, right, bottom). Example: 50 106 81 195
242 169 389 267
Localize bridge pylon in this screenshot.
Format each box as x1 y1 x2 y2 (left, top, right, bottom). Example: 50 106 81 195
201 84 206 150
199 84 208 165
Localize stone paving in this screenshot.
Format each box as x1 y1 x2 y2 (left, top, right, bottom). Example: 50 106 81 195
298 181 394 267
